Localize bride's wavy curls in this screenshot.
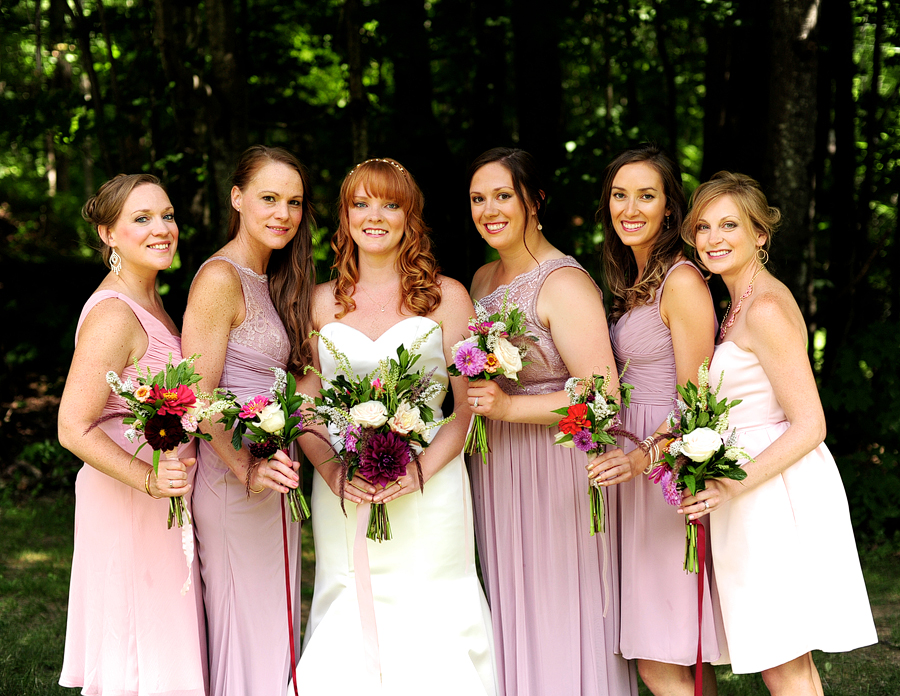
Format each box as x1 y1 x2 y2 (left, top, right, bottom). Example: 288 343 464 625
331 159 441 319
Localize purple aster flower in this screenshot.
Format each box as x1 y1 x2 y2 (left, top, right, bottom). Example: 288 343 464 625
358 431 410 488
454 343 488 377
573 429 594 452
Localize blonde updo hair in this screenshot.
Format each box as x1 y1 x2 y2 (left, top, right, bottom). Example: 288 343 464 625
82 173 164 270
682 171 781 269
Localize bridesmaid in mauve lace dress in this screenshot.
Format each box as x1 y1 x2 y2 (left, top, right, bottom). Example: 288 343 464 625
588 143 724 696
182 146 316 696
59 174 206 696
466 147 637 696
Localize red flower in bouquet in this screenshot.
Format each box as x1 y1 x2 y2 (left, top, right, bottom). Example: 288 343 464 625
150 384 197 416
358 431 410 488
558 403 590 435
144 413 186 451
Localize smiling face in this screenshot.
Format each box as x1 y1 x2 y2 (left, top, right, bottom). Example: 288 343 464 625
469 161 535 251
608 161 670 256
347 184 407 259
231 161 304 253
102 184 178 273
693 194 767 278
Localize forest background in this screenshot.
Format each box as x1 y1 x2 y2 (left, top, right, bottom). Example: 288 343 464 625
0 0 898 548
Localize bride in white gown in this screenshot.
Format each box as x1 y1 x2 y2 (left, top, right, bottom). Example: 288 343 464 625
293 158 496 695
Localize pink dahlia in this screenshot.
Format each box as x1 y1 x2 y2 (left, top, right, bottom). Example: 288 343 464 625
454 343 488 377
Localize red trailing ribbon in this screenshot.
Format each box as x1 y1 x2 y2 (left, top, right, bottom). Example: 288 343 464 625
281 497 300 696
693 518 706 696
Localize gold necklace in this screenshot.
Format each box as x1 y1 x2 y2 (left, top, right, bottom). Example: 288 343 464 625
719 267 763 342
358 284 398 313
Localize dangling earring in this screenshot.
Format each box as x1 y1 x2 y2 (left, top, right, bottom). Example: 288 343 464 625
537 223 543 232
756 248 769 267
664 214 671 230
109 249 122 276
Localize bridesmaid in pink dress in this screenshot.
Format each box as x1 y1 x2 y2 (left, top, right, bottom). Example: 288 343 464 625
58 175 207 695
588 143 724 695
680 172 875 695
182 146 316 695
466 147 637 696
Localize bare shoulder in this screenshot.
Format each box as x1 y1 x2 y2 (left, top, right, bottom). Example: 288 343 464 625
663 262 708 295
745 280 805 346
542 263 601 301
436 274 471 304
470 261 499 298
311 281 339 328
80 295 143 336
190 257 242 296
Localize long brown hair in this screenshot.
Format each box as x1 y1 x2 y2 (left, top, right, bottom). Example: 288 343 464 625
83 173 164 269
331 158 441 319
596 143 687 322
228 145 316 374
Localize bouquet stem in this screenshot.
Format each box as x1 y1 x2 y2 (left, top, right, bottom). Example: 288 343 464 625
588 483 605 536
287 488 310 523
465 414 490 462
163 449 188 529
684 519 699 573
367 502 391 542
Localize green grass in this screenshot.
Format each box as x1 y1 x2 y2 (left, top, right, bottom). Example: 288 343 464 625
3 495 899 696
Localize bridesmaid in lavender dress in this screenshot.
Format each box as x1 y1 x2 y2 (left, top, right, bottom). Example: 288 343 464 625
466 147 637 696
589 144 724 695
182 146 316 695
59 175 206 695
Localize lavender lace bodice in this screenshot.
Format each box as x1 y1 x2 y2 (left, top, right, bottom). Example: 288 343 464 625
477 256 597 396
202 256 289 364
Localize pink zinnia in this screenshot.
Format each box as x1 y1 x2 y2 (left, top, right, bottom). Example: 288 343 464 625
150 384 197 416
239 395 270 420
454 343 488 377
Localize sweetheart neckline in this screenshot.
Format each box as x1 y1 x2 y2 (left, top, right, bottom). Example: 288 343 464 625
319 316 440 344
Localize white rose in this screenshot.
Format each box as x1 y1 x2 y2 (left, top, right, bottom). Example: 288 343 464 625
389 402 422 435
256 403 286 434
554 431 576 448
493 337 523 379
349 400 389 428
681 427 723 462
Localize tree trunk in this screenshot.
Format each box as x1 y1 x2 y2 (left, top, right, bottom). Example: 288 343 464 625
343 0 368 163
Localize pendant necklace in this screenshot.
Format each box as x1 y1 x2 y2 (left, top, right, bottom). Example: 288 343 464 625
359 284 398 313
719 266 764 342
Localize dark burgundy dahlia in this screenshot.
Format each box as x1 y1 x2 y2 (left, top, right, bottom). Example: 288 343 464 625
144 413 185 451
358 431 410 488
248 439 279 460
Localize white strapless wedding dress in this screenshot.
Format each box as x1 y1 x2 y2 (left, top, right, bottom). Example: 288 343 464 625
292 317 496 695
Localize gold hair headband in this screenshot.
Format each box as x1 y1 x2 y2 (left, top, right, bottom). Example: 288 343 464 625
349 158 406 176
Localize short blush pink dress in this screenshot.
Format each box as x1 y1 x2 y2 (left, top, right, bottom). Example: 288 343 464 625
609 261 726 664
60 291 207 696
470 257 638 696
191 257 302 696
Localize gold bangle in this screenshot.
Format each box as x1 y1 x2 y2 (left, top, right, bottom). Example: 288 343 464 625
145 468 162 499
249 484 265 494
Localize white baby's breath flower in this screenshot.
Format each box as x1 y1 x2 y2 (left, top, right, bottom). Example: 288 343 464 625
668 440 684 458
124 428 138 442
106 371 123 392
564 377 582 402
590 400 614 420
269 368 287 396
474 301 490 324
724 447 751 463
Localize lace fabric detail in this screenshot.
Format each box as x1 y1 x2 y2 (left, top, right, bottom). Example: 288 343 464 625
201 256 289 363
477 256 596 396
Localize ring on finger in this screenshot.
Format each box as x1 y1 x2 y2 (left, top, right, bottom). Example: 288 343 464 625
704 500 710 510
474 397 479 408
169 479 175 489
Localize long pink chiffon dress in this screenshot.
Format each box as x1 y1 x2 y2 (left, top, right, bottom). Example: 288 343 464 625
609 260 727 665
60 291 207 696
469 257 638 696
191 256 302 696
708 341 876 673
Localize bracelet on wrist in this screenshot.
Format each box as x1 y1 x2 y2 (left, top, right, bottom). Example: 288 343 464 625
145 467 162 499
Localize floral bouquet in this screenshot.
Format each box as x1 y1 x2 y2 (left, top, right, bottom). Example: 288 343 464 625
217 368 317 523
301 324 455 541
100 354 230 529
650 358 751 572
552 365 635 536
448 292 535 462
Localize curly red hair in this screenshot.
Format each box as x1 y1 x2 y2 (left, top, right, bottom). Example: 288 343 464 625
331 159 441 318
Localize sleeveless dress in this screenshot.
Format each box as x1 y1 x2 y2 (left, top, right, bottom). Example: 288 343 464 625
469 257 637 696
295 316 496 695
609 260 726 664
191 256 302 696
60 291 207 696
708 341 877 674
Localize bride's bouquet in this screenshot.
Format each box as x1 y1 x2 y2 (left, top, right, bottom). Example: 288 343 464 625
301 324 455 541
217 368 316 523
552 365 634 535
650 358 751 572
448 291 535 462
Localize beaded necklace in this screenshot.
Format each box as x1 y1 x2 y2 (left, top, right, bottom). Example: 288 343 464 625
718 266 763 342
